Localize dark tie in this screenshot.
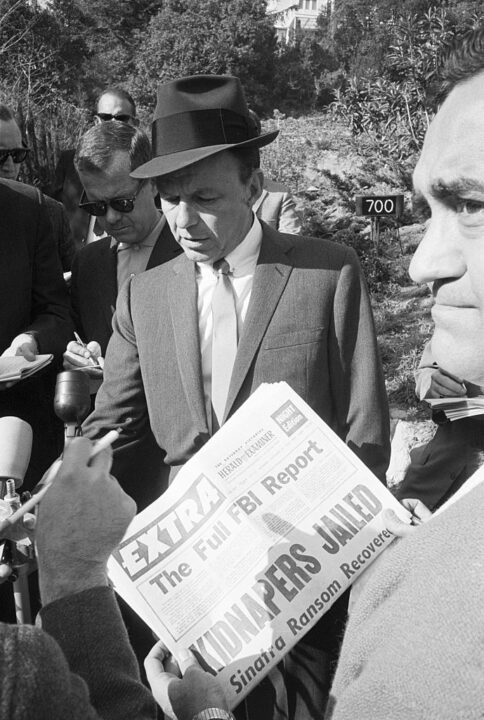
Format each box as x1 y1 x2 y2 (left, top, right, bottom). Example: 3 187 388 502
211 258 237 425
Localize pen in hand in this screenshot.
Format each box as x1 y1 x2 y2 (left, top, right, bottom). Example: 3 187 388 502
73 332 102 368
0 430 121 535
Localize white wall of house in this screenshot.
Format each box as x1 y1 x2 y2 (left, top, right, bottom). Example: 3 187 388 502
266 0 331 43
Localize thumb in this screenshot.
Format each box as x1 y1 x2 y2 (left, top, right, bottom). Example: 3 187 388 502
177 649 201 675
16 344 36 361
87 341 102 359
383 508 413 538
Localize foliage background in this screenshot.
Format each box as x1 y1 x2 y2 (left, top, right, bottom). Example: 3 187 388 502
2 0 483 189
1 0 484 415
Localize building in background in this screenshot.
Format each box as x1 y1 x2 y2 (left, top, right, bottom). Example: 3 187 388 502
266 0 332 43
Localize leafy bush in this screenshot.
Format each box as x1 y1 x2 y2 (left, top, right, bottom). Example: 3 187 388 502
331 6 482 188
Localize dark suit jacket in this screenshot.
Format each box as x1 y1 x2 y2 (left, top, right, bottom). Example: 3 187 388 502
0 178 72 357
254 178 302 234
51 149 88 251
398 416 484 510
71 220 182 356
84 225 390 490
0 179 73 488
72 220 181 507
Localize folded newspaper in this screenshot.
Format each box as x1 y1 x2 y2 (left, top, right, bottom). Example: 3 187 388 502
108 382 409 708
0 354 53 383
426 395 484 421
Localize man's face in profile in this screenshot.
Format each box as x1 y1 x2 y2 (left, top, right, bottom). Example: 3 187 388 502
410 71 484 389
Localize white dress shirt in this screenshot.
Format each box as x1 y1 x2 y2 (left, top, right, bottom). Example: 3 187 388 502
196 213 263 426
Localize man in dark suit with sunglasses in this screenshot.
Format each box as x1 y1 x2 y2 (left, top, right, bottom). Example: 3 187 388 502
62 120 182 675
51 87 139 249
0 105 75 271
63 120 181 505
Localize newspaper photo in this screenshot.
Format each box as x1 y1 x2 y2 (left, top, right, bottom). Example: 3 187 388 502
108 381 409 709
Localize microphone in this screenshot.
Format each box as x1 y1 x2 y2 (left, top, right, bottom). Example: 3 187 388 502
54 371 91 438
0 417 33 490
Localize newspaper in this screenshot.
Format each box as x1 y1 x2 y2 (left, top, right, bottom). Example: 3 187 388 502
108 382 409 709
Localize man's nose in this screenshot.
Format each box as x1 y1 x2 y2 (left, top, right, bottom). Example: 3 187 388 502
0 155 15 175
409 212 466 284
176 201 196 228
104 205 123 225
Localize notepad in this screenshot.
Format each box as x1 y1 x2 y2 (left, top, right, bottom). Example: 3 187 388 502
0 354 53 383
426 396 484 421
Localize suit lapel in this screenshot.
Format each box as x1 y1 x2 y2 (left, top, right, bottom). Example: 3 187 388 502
224 228 294 420
168 255 209 432
97 239 118 324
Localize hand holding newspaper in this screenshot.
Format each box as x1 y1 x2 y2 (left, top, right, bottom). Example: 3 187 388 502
108 382 410 709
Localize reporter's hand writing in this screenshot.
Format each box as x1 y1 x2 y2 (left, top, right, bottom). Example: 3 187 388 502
420 367 466 400
63 340 104 376
145 642 228 720
36 437 136 604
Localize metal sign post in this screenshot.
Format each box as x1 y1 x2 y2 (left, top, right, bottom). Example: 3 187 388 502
355 194 404 253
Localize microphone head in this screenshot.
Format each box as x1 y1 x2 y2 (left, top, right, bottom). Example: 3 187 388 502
54 371 92 427
0 417 33 487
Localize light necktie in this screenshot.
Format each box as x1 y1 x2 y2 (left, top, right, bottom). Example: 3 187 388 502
211 258 238 425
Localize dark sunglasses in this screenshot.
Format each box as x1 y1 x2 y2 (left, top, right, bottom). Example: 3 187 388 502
79 181 145 217
0 147 29 164
95 112 133 123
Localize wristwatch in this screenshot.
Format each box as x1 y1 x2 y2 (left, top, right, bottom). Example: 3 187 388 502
192 709 235 720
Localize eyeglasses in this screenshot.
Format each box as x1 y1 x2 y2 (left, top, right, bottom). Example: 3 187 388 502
79 181 145 216
95 113 134 123
0 148 29 164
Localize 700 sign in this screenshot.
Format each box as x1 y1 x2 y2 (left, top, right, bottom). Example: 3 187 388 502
355 194 404 218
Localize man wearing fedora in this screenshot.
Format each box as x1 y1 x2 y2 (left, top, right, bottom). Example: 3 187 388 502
83 75 390 719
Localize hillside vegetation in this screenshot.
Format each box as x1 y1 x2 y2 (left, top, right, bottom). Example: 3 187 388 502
262 113 432 422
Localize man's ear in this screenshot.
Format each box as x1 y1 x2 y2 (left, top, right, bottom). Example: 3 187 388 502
149 179 158 197
247 168 264 207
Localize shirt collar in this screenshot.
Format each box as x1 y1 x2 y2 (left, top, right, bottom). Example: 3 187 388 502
197 213 263 278
110 213 165 252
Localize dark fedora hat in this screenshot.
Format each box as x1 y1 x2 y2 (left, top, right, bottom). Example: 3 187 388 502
131 75 278 179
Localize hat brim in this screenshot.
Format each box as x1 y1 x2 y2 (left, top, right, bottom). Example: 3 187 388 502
131 129 279 179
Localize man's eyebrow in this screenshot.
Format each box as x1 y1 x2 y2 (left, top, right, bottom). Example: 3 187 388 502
430 178 484 198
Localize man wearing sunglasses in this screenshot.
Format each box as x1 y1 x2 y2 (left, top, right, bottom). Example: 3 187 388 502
63 120 181 505
93 87 139 126
0 105 75 272
0 106 73 502
52 87 139 249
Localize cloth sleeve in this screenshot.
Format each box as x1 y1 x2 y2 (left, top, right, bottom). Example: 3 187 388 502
277 193 302 234
329 247 390 483
26 201 73 357
39 586 156 720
